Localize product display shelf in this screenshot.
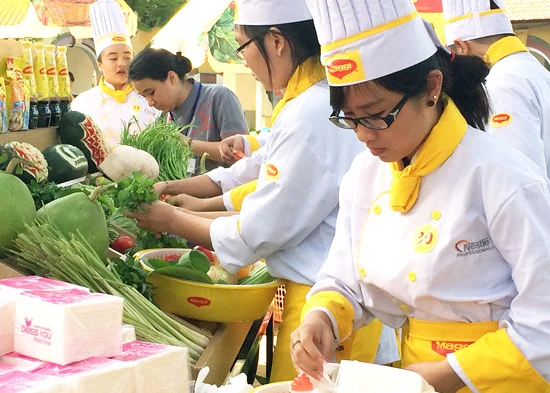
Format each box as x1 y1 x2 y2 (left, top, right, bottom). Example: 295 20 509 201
0 127 60 151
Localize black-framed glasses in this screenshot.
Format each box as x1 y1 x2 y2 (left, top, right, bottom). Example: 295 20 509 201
234 36 258 60
329 95 409 130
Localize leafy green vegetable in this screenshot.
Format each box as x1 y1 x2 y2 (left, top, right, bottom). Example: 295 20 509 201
113 171 158 213
109 257 155 303
154 265 212 283
141 257 173 270
121 118 193 181
176 250 211 272
26 180 64 210
130 231 188 254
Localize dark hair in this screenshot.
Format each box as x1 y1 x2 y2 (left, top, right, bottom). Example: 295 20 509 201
237 19 320 89
128 48 192 82
330 48 490 130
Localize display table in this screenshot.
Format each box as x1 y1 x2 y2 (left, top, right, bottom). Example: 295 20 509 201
0 127 60 150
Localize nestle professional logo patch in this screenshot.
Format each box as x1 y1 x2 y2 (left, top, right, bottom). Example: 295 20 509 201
455 237 494 257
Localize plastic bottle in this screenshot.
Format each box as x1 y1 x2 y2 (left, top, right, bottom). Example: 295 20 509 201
290 374 315 393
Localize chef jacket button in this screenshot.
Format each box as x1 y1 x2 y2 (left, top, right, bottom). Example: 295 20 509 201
372 205 382 215
399 304 409 312
431 210 441 220
408 272 417 282
359 267 367 278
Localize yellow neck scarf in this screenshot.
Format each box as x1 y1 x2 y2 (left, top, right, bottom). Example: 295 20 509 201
99 76 134 103
389 99 467 213
271 57 327 122
484 36 528 66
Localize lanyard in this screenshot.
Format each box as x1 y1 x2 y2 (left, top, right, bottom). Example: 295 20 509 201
184 82 202 136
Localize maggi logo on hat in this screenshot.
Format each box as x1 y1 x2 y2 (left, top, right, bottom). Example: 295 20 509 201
324 51 366 85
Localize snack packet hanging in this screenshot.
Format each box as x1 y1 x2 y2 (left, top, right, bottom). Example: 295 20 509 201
44 44 60 100
0 77 7 134
33 42 49 101
4 57 26 132
20 40 37 100
56 46 71 100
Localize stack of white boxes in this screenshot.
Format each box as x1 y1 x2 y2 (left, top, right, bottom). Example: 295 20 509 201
0 276 190 393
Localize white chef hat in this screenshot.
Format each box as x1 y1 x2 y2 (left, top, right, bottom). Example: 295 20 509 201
442 0 514 45
305 0 440 86
91 0 133 57
234 0 312 26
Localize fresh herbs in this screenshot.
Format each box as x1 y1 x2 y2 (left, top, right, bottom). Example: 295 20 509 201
27 180 64 210
113 171 159 213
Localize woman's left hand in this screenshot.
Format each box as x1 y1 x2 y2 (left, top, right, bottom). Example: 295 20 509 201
125 201 177 234
405 360 466 393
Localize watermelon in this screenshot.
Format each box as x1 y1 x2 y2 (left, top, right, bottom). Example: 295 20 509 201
0 171 36 255
58 111 111 172
42 144 89 184
0 142 48 184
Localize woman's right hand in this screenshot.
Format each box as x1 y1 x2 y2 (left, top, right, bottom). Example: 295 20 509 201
290 310 337 381
219 135 246 164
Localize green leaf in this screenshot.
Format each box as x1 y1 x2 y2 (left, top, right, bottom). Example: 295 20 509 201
142 257 173 270
154 266 213 283
176 250 211 273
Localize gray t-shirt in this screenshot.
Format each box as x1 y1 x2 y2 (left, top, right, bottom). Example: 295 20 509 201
171 79 248 173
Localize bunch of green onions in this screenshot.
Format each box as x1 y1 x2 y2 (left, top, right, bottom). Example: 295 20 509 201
121 118 193 181
12 219 209 364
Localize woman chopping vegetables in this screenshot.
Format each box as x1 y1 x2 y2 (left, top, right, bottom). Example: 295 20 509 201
289 0 550 392
129 49 249 174
127 0 398 382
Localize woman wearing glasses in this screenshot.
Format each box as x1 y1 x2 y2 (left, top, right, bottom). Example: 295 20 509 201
290 0 550 392
127 0 398 382
129 49 248 173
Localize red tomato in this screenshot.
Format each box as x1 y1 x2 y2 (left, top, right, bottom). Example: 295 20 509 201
110 236 135 254
193 245 215 263
164 254 180 262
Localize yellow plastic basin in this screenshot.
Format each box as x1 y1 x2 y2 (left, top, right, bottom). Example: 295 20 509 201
138 248 281 323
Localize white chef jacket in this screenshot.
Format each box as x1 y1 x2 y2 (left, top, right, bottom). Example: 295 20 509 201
485 51 550 179
71 83 159 149
208 79 365 285
311 126 550 381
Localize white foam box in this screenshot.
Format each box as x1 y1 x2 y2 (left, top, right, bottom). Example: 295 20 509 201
0 352 46 372
112 340 189 393
32 357 133 393
335 361 435 393
0 370 71 393
0 294 16 356
0 277 90 295
14 288 123 365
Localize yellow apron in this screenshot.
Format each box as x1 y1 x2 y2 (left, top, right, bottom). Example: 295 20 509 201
271 280 383 382
402 318 550 393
